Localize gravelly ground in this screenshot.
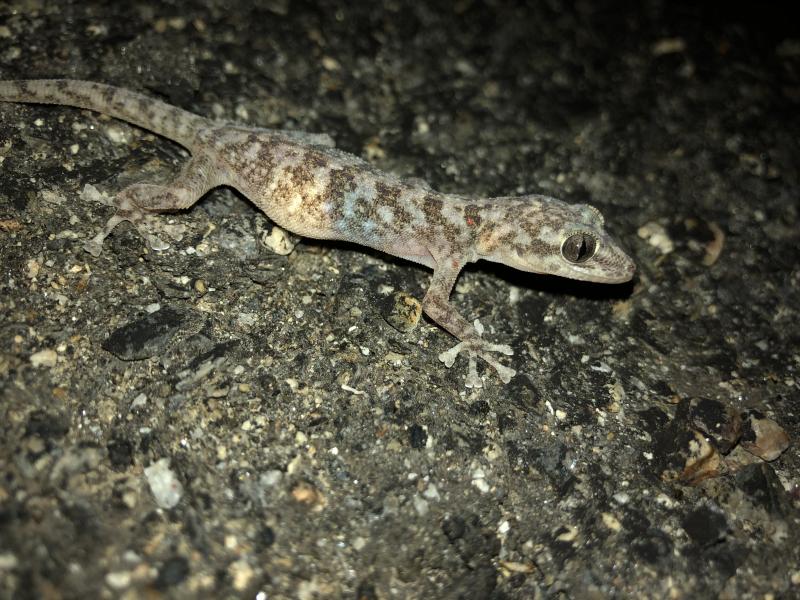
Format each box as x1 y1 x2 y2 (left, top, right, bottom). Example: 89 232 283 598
1 1 798 598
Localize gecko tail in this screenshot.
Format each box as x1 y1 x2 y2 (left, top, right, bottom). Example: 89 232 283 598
0 79 210 149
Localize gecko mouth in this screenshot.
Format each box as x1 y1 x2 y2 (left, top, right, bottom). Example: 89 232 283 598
566 255 636 283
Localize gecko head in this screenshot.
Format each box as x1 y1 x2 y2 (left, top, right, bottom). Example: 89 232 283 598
476 197 636 284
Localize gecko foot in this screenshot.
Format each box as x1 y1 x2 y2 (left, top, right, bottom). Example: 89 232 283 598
83 210 183 256
438 323 516 388
81 183 186 256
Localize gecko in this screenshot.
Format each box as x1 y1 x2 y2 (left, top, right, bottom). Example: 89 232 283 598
0 79 635 388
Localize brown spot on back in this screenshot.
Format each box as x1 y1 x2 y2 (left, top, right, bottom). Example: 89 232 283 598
375 181 412 225
284 150 320 186
322 166 359 223
521 219 542 240
420 194 467 246
326 167 358 196
463 204 482 228
307 151 328 170
422 194 444 224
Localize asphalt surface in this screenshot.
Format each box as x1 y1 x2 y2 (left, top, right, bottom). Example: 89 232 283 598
1 1 798 598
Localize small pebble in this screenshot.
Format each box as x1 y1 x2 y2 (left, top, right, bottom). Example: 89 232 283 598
601 512 622 532
229 559 255 591
741 410 790 461
637 222 674 254
471 468 490 493
689 398 741 454
260 223 299 255
682 431 721 483
291 481 325 509
30 349 57 368
413 495 429 516
0 553 18 569
144 458 183 509
383 292 422 333
105 571 132 590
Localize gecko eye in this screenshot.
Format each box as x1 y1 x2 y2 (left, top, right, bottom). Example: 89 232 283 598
561 232 597 263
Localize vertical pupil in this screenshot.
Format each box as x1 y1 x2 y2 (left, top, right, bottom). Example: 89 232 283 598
563 233 596 263
577 237 587 259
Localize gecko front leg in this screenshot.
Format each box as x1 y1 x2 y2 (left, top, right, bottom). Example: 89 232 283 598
84 152 219 256
422 260 516 388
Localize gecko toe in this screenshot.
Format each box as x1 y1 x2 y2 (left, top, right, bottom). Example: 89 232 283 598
439 338 515 386
478 352 516 384
438 342 465 368
465 354 483 389
486 343 514 356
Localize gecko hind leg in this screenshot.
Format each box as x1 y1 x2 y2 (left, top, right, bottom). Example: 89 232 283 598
83 154 218 256
84 186 184 256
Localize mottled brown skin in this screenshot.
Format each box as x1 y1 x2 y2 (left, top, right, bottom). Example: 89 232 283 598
0 79 635 387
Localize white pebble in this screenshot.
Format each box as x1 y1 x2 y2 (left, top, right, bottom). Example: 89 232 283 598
30 349 57 368
144 458 183 509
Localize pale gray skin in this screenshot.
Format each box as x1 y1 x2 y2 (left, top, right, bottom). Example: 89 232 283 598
0 80 635 387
